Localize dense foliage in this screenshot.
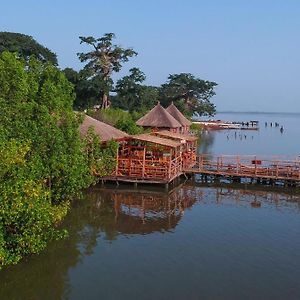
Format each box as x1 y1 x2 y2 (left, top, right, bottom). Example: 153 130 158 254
112 68 159 113
0 32 58 65
0 52 116 268
63 68 106 110
159 73 217 117
89 108 143 135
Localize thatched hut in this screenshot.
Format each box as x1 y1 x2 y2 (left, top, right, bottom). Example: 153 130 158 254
136 103 182 132
166 102 192 133
79 115 128 142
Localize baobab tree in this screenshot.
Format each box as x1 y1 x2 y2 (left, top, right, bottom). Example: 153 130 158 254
77 33 137 109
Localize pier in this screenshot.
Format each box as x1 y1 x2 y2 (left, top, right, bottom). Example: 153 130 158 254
185 154 300 186
104 153 300 187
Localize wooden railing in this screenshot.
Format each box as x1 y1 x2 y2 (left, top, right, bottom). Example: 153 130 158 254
114 156 183 181
185 154 300 181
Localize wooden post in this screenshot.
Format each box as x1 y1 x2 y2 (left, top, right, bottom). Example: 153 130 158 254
142 147 146 179
168 157 172 180
115 148 119 176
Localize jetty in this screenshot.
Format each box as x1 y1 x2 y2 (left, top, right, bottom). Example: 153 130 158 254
192 120 259 130
185 154 300 186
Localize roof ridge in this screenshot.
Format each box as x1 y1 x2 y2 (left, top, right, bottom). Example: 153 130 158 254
136 103 182 128
166 103 192 126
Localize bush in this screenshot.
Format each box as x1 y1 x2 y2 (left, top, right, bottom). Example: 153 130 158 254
89 108 143 135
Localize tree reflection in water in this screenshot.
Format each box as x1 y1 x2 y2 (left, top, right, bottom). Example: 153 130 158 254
0 183 299 299
0 185 197 299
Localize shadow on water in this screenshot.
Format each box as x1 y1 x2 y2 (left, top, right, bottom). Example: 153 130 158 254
0 182 299 299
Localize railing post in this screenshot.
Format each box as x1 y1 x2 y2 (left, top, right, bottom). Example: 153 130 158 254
142 148 146 178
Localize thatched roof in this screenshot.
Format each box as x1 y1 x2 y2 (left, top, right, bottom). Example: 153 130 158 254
79 115 128 142
166 102 192 126
130 133 181 148
153 130 198 142
136 103 182 128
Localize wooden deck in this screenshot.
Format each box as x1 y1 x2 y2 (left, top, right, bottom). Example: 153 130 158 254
185 154 300 184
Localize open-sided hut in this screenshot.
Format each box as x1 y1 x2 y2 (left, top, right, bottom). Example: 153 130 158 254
136 103 182 132
79 115 128 142
114 133 183 183
166 102 192 133
152 130 197 169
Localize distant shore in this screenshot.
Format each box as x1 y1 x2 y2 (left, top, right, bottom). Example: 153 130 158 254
217 111 300 115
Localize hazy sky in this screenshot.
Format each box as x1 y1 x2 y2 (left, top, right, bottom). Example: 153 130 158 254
1 0 300 112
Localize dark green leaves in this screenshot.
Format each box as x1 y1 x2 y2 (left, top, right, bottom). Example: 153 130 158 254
0 32 58 65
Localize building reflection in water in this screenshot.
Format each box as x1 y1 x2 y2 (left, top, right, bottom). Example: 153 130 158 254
185 183 300 212
111 188 196 234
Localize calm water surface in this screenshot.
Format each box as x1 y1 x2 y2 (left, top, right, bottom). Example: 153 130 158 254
199 112 300 156
1 113 300 300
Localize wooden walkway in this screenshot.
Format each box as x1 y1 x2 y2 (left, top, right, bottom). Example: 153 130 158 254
185 154 300 184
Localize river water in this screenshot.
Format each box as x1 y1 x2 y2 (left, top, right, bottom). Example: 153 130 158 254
1 113 300 300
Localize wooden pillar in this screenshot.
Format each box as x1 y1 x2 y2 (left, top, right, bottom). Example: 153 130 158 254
142 147 146 179
168 151 172 180
115 147 119 176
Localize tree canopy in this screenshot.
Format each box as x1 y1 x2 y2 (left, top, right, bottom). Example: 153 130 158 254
77 33 137 109
159 73 217 116
0 32 58 65
113 67 158 112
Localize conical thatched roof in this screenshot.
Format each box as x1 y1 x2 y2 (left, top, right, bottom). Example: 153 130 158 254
136 103 181 128
79 115 128 142
166 102 192 126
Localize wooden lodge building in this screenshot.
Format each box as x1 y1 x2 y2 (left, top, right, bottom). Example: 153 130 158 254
112 132 197 183
80 107 197 185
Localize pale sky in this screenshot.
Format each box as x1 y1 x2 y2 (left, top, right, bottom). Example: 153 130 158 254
1 0 300 112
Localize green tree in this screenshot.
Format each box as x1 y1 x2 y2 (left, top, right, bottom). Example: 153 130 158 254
77 33 137 109
159 73 217 117
113 68 159 112
0 51 108 267
63 68 106 110
89 108 143 135
0 32 58 65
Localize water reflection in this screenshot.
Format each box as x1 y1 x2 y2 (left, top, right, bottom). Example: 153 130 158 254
197 129 215 154
0 184 299 300
86 186 197 235
186 183 300 212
